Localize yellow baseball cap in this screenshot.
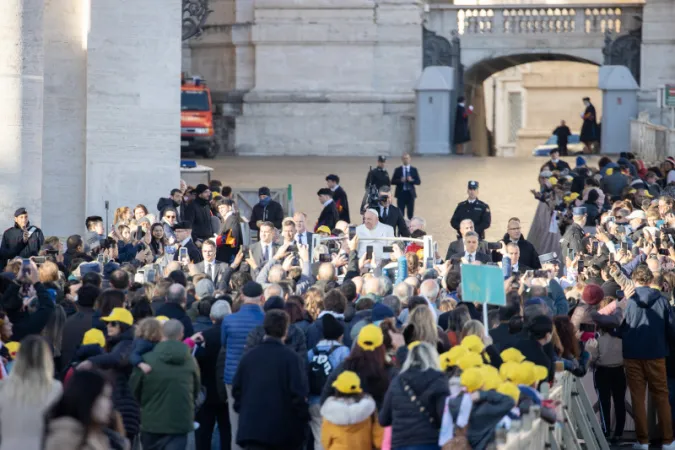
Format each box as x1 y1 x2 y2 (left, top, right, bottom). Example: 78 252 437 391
155 316 170 324
316 226 331 234
460 335 484 354
511 361 548 386
499 360 520 381
500 348 526 364
497 382 521 404
101 307 134 326
460 367 484 393
5 341 20 358
82 329 106 348
440 345 468 371
332 371 363 395
480 365 502 391
457 352 483 371
357 324 384 351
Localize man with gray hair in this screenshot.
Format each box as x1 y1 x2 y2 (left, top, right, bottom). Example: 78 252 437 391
409 216 426 233
156 283 194 336
445 219 489 260
193 300 231 449
131 319 200 450
450 231 491 266
393 282 412 308
419 279 440 318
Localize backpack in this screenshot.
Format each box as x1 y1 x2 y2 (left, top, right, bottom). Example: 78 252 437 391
308 345 338 396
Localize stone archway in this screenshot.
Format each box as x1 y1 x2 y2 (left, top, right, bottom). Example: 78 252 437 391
462 53 600 157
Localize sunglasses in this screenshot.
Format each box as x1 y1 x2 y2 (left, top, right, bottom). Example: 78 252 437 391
107 321 121 327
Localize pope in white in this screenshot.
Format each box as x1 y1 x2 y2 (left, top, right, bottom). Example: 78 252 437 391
356 209 395 261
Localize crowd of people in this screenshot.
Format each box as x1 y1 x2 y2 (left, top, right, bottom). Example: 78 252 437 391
3 150 675 450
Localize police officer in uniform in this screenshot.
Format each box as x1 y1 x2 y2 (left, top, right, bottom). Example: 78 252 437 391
561 207 586 258
365 156 391 190
450 181 491 240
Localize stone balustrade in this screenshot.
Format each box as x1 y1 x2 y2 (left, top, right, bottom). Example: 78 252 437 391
431 3 643 35
631 111 675 164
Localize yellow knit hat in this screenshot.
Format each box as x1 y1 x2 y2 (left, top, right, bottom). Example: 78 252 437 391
82 329 106 348
332 371 363 395
460 335 484 354
497 382 521 404
457 352 483 371
500 348 526 364
4 341 20 358
460 367 484 393
357 324 384 351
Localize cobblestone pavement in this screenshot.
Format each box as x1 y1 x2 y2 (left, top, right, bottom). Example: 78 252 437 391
197 155 552 252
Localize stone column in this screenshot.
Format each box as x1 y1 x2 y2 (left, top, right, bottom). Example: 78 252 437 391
0 0 45 229
85 0 181 220
235 0 423 156
42 0 87 237
640 0 675 112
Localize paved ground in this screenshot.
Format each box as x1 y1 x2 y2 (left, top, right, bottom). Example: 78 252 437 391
195 155 553 252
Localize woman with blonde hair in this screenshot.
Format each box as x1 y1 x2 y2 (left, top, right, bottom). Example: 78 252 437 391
303 287 324 321
405 304 450 353
113 206 132 230
0 335 62 450
460 319 503 368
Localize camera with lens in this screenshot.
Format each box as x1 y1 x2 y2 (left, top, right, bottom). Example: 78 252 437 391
379 195 389 204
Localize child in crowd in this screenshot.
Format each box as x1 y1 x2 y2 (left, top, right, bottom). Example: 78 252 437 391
61 329 106 383
307 315 351 450
320 370 383 450
130 317 163 374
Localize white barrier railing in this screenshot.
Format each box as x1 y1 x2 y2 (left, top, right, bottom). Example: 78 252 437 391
311 234 435 263
497 373 609 450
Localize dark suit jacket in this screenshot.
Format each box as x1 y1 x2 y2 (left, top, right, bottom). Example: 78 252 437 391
445 239 490 260
378 205 410 237
450 251 492 268
315 202 339 231
332 186 350 223
194 260 232 291
173 239 203 264
391 166 421 199
250 241 280 270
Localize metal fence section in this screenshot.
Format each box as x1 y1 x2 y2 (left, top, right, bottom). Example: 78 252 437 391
631 111 675 164
496 373 609 450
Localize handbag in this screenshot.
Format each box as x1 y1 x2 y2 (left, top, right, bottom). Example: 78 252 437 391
438 394 473 450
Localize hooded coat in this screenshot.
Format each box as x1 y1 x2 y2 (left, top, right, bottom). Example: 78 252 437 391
130 340 200 435
620 286 675 360
44 417 117 450
447 391 515 450
320 395 383 450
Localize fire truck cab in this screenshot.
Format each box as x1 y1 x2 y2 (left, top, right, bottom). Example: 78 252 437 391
181 74 218 158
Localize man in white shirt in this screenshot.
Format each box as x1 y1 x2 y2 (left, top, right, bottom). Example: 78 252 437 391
194 240 231 290
293 212 313 247
356 209 394 261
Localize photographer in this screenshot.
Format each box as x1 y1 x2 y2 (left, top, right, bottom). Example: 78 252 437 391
376 187 409 237
1 259 55 341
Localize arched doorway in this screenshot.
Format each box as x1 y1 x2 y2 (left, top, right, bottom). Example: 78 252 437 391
463 53 600 156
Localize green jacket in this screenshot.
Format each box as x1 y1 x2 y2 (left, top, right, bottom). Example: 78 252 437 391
130 340 201 434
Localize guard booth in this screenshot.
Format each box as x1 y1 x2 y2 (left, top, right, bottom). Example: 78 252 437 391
232 186 293 243
414 66 454 155
598 65 639 154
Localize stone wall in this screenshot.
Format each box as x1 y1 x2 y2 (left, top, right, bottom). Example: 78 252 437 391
234 0 422 156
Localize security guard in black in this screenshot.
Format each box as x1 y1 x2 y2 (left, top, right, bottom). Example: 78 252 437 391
365 155 391 190
450 181 491 239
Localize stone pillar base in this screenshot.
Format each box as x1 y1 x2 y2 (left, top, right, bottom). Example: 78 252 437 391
235 91 415 156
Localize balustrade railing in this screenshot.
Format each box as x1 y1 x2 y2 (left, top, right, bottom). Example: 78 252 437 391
431 3 643 35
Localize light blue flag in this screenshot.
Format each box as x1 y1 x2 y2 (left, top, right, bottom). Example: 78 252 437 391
460 264 506 306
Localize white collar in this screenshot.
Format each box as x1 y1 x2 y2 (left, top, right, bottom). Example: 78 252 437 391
403 165 411 170
468 199 476 204
181 237 191 246
323 198 334 207
330 184 339 192
464 251 476 257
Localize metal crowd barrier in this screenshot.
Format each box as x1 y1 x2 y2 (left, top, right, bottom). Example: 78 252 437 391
495 373 610 450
